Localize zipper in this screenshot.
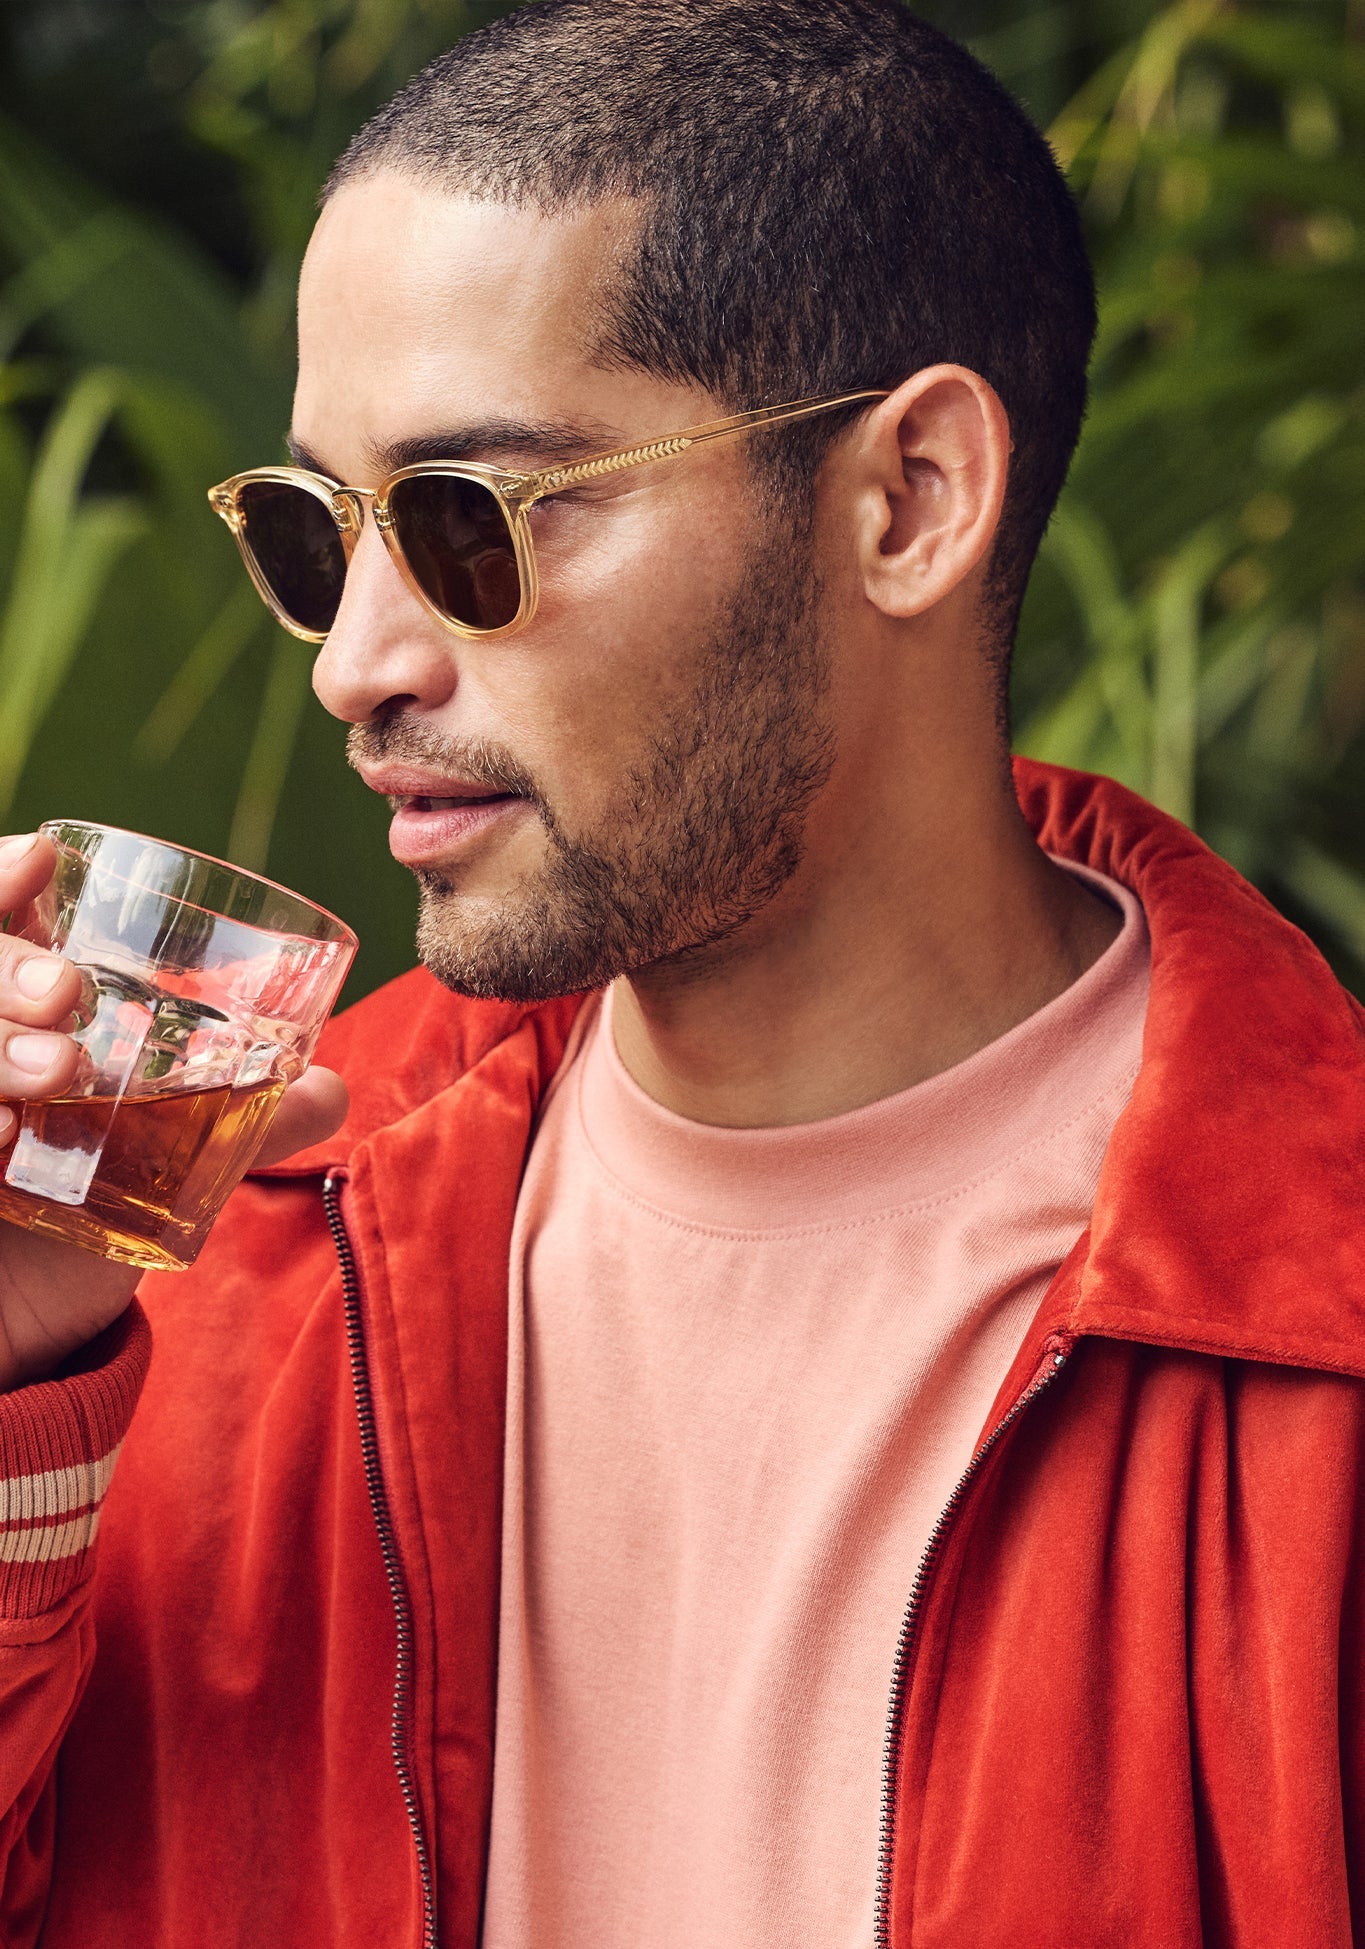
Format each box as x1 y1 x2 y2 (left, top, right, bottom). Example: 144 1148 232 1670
871 1334 1073 1949
323 1174 439 1949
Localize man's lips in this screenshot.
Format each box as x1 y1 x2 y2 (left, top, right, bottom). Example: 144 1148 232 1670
357 765 530 865
391 792 513 812
356 765 520 808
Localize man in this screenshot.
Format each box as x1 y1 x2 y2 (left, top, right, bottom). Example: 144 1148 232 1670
1 0 1362 1942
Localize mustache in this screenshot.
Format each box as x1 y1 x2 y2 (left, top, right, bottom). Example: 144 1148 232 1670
347 716 544 807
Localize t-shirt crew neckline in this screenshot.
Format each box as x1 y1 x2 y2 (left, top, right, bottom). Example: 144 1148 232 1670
574 859 1148 1236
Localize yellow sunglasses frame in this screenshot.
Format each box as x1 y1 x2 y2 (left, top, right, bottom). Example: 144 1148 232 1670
208 389 889 644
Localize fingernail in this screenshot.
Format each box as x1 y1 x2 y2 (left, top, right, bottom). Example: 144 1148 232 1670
0 1106 14 1144
7 1032 65 1076
0 835 37 870
16 955 65 1000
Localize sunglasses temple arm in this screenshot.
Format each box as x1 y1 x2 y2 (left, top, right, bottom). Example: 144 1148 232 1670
514 390 889 505
514 434 693 506
681 390 891 448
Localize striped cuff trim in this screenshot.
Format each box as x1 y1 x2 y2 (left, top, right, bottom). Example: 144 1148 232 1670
0 1446 120 1564
0 1302 150 1617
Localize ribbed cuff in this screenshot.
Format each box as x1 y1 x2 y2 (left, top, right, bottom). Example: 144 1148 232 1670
0 1303 152 1618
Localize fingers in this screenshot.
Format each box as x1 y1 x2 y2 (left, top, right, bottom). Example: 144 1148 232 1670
0 933 86 1094
0 835 83 1111
0 833 58 922
0 1023 81 1104
0 936 85 1030
252 1067 350 1169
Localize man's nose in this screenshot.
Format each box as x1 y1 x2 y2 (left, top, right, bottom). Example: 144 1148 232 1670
310 518 459 725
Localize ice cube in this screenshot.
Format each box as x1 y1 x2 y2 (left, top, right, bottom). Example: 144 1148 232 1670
5 1126 104 1207
235 1038 285 1088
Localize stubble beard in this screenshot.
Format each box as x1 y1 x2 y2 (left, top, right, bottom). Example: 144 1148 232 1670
354 523 835 1003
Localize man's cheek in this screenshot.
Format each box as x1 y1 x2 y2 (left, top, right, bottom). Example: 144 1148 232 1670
506 665 673 805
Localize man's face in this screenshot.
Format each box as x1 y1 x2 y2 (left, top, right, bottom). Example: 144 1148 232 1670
295 176 837 1000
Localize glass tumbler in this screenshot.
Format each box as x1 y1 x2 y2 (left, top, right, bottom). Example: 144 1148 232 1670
0 822 357 1271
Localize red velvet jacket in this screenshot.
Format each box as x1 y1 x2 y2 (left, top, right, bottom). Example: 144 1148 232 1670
2 759 1365 1947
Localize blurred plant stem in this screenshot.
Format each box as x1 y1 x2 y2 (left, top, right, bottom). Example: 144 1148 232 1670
227 640 313 870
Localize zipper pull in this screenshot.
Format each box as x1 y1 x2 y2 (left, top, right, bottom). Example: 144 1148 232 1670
1033 1330 1073 1387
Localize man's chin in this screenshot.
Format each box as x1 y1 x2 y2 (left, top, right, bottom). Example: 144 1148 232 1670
417 951 584 1006
414 885 606 1005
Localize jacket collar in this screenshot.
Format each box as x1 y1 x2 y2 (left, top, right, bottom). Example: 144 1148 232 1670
1019 760 1365 1378
263 759 1365 1380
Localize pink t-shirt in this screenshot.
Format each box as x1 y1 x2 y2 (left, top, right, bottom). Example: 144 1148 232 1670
482 864 1150 1949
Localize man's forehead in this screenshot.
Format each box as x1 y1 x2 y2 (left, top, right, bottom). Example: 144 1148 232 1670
293 176 716 482
293 176 650 476
299 175 631 352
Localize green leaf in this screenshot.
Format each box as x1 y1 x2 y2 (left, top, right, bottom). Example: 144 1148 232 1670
0 369 149 817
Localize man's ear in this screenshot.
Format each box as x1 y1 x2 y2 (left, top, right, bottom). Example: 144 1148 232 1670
851 365 1011 621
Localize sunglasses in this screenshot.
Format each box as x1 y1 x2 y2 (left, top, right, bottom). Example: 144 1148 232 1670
207 390 889 643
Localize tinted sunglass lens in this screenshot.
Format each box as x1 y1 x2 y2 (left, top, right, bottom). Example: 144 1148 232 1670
388 475 522 631
237 481 347 635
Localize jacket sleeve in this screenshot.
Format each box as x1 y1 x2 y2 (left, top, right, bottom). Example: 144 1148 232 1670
0 1304 151 1944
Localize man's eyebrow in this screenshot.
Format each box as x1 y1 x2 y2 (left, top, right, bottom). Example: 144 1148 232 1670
373 421 621 473
286 433 331 473
284 420 623 481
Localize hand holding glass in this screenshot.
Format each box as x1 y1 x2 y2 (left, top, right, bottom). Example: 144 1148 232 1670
0 825 356 1271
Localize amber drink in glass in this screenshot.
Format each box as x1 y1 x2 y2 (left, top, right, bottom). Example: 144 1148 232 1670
0 823 356 1271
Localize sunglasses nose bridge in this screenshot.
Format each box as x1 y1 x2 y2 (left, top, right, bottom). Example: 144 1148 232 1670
327 487 376 564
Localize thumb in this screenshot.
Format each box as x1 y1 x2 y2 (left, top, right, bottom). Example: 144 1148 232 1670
253 1066 349 1168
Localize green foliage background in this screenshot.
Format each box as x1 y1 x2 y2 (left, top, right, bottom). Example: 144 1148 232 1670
1 0 1362 1002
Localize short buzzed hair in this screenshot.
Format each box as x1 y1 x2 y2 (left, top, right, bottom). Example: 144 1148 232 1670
328 0 1096 684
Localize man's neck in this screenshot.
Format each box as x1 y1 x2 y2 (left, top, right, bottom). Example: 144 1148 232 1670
611 772 1121 1130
